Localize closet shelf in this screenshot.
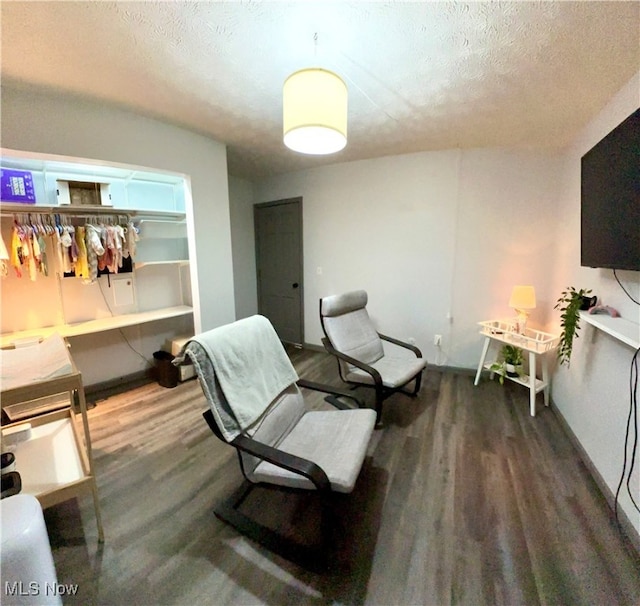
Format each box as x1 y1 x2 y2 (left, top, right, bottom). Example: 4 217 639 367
134 260 189 268
579 311 640 349
0 305 193 348
1 148 188 186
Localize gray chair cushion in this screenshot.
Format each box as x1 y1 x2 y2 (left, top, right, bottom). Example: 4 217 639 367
239 385 306 475
321 289 369 317
346 355 428 388
320 291 384 373
249 407 376 493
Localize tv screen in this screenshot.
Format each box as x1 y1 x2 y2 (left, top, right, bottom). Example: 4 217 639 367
581 108 640 271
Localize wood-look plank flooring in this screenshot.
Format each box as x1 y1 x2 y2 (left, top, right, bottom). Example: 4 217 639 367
44 348 640 605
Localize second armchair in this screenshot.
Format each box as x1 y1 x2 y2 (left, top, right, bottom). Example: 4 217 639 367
319 290 427 423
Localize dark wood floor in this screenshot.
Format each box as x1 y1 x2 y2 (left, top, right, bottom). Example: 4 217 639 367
44 348 640 605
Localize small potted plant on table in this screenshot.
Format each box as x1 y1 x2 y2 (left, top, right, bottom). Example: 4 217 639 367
490 344 524 384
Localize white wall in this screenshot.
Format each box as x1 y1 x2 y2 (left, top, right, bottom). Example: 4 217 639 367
1 86 236 385
228 175 258 319
550 72 640 536
254 148 562 367
243 86 639 537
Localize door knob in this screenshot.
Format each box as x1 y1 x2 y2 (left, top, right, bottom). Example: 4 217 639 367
292 282 299 288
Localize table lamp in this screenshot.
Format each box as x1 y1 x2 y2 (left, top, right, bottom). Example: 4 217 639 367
509 285 536 334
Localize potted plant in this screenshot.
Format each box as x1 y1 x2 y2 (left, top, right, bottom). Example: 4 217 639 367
489 344 524 384
554 286 593 367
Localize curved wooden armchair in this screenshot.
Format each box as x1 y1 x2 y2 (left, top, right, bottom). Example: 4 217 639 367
320 290 427 423
175 315 376 570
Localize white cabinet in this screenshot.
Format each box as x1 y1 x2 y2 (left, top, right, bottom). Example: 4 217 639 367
56 179 112 207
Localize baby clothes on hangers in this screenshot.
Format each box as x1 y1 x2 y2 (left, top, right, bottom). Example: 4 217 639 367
74 226 89 280
85 224 105 282
37 234 48 277
126 221 139 259
0 233 9 278
10 225 22 278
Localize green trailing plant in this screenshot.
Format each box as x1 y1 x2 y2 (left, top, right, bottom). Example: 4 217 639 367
554 287 592 367
489 344 524 384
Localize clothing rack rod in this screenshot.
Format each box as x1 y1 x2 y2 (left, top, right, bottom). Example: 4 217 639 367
0 210 132 221
0 203 185 220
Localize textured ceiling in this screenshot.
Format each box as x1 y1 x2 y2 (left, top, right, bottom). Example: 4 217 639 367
1 1 638 179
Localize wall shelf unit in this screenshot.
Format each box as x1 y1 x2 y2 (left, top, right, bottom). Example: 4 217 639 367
1 148 195 386
579 311 640 349
1 147 188 213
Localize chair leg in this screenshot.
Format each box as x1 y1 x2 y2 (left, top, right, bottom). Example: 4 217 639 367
214 481 330 571
374 386 384 423
412 371 423 396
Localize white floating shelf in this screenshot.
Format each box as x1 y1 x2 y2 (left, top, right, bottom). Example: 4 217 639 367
136 219 187 239
134 260 189 268
579 311 640 349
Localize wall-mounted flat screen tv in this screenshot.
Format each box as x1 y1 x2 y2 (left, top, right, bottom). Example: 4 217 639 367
581 107 639 271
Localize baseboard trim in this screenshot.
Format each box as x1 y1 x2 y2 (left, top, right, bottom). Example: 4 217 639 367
85 370 153 401
550 400 640 556
302 342 325 353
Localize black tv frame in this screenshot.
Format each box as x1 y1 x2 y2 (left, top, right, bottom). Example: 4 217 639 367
580 108 640 272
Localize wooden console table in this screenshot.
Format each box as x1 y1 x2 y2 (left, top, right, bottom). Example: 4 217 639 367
474 320 560 417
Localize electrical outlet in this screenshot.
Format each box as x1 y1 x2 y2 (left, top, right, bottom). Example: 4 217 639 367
433 334 442 346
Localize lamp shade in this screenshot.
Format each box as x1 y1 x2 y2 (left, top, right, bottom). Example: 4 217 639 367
283 68 347 155
509 285 536 310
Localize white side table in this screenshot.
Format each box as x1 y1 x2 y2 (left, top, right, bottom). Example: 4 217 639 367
474 320 559 416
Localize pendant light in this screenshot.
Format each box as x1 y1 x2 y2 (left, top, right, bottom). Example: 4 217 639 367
283 67 348 155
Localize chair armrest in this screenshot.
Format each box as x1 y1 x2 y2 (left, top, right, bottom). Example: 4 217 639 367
378 333 423 358
296 378 364 409
321 338 383 386
203 410 330 491
231 432 331 492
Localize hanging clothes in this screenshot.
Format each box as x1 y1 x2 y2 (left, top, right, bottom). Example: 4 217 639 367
126 221 139 259
85 224 105 282
4 212 136 281
74 226 89 280
0 233 9 278
9 226 22 278
37 234 48 277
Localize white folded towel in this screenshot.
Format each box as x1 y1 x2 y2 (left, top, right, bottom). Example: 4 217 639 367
176 315 298 439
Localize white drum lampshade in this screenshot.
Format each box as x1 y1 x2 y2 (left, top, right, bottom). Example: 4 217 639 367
283 68 347 155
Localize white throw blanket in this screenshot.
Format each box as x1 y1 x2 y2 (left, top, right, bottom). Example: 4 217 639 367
176 315 298 439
